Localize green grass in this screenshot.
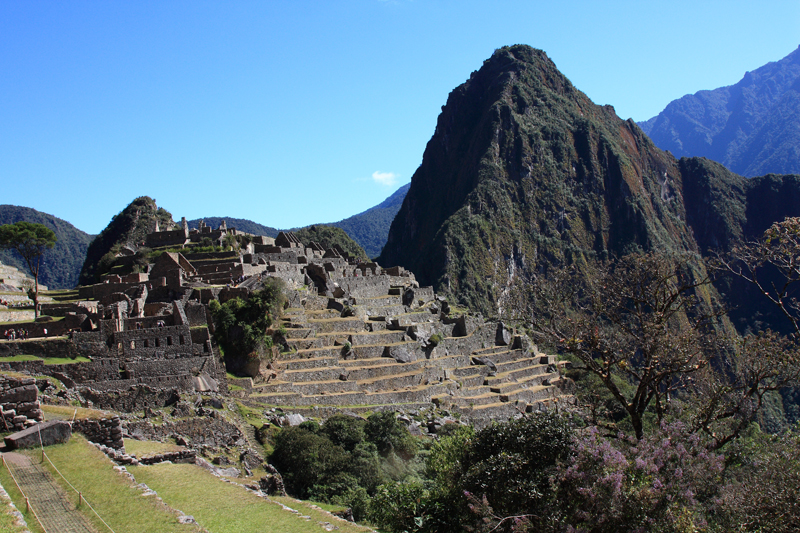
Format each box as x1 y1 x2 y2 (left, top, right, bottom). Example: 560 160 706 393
130 462 372 533
0 355 39 363
43 290 81 303
0 355 91 365
43 356 91 365
124 439 184 457
8 436 202 533
0 464 43 533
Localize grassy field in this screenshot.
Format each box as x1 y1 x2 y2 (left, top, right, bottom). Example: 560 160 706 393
14 436 203 533
0 435 375 533
124 438 184 457
42 404 112 421
130 462 374 533
0 354 91 365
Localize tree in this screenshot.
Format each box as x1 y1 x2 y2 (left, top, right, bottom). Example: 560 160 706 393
691 331 800 449
208 277 286 366
0 222 56 318
718 216 800 335
528 253 719 440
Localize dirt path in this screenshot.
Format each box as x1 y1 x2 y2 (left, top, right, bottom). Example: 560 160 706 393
2 452 97 533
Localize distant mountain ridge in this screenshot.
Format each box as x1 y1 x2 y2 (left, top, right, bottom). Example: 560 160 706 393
188 184 410 258
640 45 800 177
0 205 93 289
329 183 410 258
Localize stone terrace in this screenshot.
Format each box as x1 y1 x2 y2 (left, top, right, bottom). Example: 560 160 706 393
236 282 572 427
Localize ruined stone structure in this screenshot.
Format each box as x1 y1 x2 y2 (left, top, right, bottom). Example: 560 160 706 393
0 375 43 431
236 281 572 427
0 261 47 292
1 220 572 427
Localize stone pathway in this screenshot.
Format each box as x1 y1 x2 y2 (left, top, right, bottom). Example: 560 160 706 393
2 452 97 533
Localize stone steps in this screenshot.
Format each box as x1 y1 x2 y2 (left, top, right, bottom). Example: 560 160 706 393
348 330 408 346
249 381 454 407
485 363 551 392
351 340 419 360
253 378 361 396
285 337 323 351
240 282 569 424
274 355 340 371
307 317 369 334
353 295 402 307
497 384 555 403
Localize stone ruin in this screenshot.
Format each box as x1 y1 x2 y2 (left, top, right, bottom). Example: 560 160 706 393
0 219 573 428
0 375 44 432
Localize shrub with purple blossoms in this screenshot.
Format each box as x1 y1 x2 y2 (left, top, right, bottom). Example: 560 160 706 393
557 422 724 533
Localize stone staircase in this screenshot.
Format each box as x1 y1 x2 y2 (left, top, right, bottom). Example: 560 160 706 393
238 285 572 426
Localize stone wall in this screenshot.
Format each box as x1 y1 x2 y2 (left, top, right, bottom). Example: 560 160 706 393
112 325 194 360
145 228 188 248
80 385 181 411
184 302 210 327
125 416 244 448
0 375 43 431
72 416 124 449
79 281 143 301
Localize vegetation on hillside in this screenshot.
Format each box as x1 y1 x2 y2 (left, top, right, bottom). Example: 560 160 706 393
209 278 286 369
79 196 175 285
294 225 368 261
0 205 92 289
331 183 410 258
267 412 421 522
0 221 57 317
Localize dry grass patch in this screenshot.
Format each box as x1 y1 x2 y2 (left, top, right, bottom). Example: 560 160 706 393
42 404 112 421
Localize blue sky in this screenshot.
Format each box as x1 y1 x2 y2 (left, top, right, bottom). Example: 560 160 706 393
2 1 798 235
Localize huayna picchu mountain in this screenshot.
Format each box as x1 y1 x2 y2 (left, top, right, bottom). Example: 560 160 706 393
640 45 800 177
379 45 800 326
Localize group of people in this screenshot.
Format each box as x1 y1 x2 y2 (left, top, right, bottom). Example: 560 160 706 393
228 274 249 287
3 328 29 341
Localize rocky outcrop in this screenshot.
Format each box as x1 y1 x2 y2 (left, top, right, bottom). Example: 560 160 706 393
4 420 71 450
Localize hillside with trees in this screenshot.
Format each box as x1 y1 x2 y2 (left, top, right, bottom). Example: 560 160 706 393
0 205 92 289
330 183 410 258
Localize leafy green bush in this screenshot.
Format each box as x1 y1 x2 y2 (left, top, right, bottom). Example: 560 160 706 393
209 278 286 364
365 411 418 460
368 481 428 533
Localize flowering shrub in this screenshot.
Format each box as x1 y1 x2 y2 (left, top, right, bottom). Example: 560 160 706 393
557 422 724 533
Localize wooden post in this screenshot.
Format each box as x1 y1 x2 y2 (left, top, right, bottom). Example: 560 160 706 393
25 497 29 513
78 492 83 506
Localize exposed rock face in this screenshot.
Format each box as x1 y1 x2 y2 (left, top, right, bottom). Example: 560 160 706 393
380 45 699 316
379 44 800 329
640 45 800 177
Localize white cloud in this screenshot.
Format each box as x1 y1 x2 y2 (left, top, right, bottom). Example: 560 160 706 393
372 171 398 186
